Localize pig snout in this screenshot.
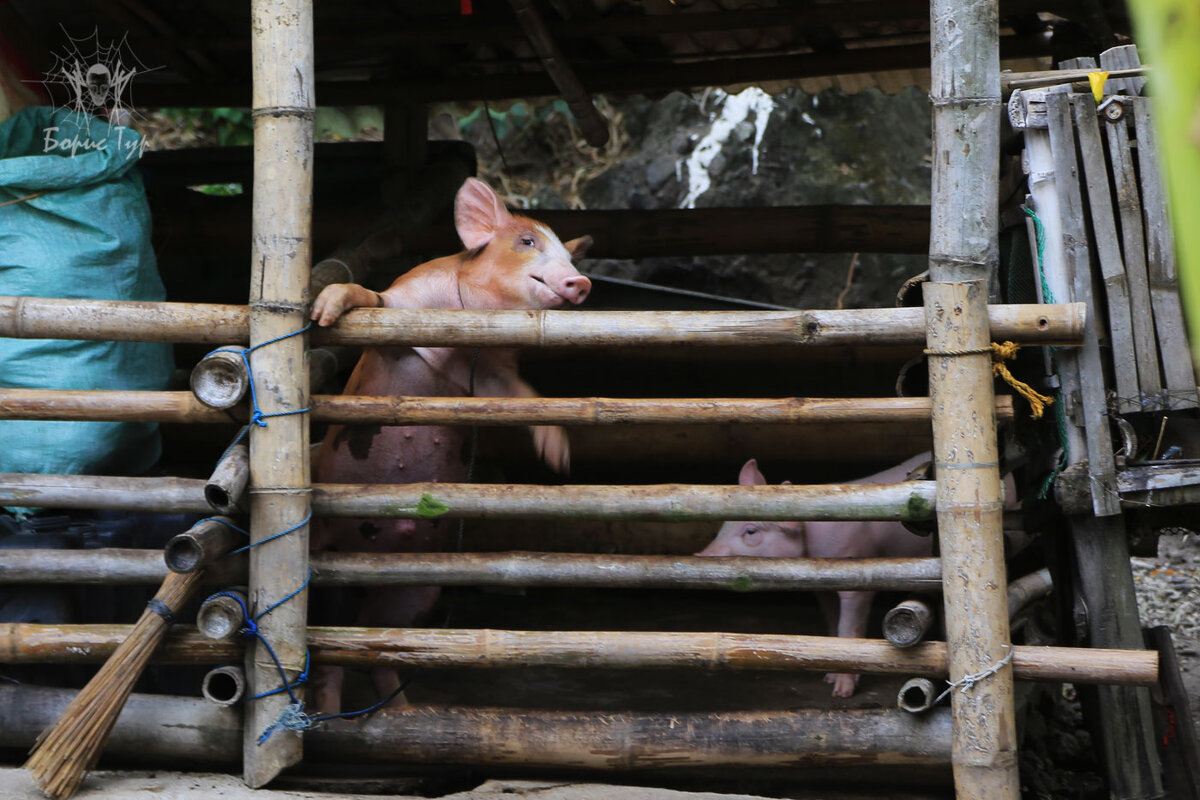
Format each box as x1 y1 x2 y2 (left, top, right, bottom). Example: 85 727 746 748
535 271 590 306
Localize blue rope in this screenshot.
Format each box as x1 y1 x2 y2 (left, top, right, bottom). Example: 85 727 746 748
1023 207 1071 498
206 322 313 428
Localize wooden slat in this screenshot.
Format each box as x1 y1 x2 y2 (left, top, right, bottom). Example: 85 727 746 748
1100 44 1147 97
1133 96 1199 408
1104 98 1163 406
1045 92 1121 516
1072 95 1141 412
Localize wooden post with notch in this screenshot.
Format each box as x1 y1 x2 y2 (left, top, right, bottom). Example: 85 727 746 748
245 0 314 787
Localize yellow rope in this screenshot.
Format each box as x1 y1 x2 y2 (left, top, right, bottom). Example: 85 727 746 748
991 341 1054 419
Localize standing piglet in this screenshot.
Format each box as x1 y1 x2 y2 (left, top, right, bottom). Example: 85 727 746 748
308 178 591 714
696 452 934 698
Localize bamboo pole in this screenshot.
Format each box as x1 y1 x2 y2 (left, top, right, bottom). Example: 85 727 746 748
0 388 1017 426
928 0 1018 792
0 624 1160 686
245 0 313 785
0 474 937 521
0 297 1087 348
1 685 951 770
0 549 944 592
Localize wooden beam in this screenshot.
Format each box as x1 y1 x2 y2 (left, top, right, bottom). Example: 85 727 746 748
130 34 1054 107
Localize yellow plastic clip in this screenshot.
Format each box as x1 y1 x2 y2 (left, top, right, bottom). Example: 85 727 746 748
1088 71 1110 103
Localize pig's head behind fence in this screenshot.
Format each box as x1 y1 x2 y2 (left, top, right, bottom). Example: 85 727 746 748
454 177 592 310
695 458 806 558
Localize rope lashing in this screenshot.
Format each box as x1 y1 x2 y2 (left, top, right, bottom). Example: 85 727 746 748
922 341 1054 419
204 322 313 428
990 341 1055 420
935 645 1015 705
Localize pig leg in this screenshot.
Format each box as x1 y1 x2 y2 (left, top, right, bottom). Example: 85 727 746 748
473 354 571 473
311 282 383 326
826 589 876 697
361 585 441 711
309 665 346 717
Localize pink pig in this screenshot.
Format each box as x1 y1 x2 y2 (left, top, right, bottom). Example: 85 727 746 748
307 178 591 714
696 452 935 698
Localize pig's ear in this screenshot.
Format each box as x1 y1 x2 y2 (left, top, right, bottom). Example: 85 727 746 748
563 235 594 264
738 458 767 486
455 178 512 250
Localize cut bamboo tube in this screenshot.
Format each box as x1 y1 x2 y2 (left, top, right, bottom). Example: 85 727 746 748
1 548 944 592
0 296 1087 347
0 388 1017 426
929 0 1019 783
882 598 935 648
245 0 314 785
0 624 1160 687
205 442 249 514
197 590 249 640
0 474 937 521
897 678 940 714
2 685 951 770
163 517 241 573
201 665 247 706
190 349 249 409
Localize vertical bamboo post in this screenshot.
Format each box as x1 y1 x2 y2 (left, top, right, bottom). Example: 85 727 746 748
245 0 314 787
928 0 1019 795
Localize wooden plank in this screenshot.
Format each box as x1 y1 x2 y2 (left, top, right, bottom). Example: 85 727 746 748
1133 96 1199 408
1071 95 1142 412
1045 92 1121 516
1100 44 1147 97
1104 100 1163 406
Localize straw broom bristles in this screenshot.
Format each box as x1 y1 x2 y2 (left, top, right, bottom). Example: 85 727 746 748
24 569 204 799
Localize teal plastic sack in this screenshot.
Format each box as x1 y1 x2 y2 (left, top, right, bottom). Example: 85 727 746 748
0 107 173 480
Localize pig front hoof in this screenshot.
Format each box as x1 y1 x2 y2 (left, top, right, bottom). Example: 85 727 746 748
533 425 571 473
825 672 859 698
311 283 355 327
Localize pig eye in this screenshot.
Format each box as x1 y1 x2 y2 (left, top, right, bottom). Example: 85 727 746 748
742 527 763 546
520 235 536 247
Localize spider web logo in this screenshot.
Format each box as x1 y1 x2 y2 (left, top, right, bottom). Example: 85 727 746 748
36 26 159 126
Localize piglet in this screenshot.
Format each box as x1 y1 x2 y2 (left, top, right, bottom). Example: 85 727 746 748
696 452 935 698
307 178 591 715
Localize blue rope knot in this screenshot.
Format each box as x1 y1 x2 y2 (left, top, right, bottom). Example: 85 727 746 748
205 321 313 429
258 701 314 744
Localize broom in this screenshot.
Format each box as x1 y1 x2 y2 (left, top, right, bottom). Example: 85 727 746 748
24 568 204 799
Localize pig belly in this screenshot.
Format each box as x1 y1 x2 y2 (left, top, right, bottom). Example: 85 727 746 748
310 347 471 626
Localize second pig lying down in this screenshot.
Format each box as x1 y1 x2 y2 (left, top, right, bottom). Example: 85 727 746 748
696 452 936 698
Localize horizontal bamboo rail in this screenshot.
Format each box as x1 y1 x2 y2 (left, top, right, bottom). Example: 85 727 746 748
0 475 938 521
0 624 1158 686
0 549 944 592
0 296 1086 347
0 388 1016 426
0 685 952 769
